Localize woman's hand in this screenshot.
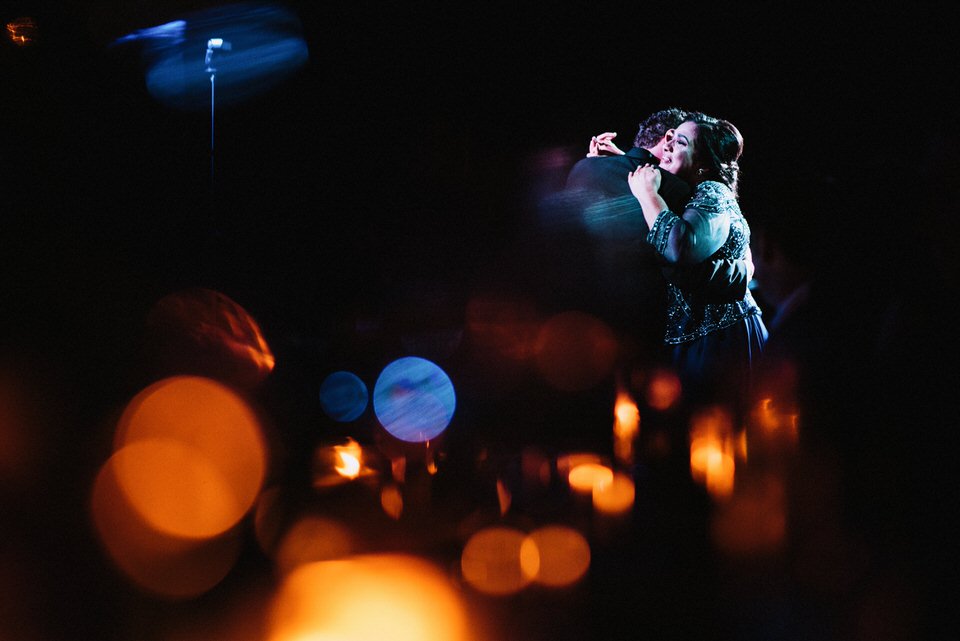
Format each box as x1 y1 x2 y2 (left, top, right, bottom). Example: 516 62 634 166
587 132 625 157
628 163 661 201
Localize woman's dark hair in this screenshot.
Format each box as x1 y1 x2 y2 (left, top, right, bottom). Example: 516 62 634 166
687 112 744 196
633 107 689 148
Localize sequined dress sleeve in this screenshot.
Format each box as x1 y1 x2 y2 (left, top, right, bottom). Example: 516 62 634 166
646 181 763 344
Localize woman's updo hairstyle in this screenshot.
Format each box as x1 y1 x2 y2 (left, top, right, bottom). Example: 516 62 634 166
687 112 744 196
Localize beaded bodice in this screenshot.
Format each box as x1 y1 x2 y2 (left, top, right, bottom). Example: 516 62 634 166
646 181 762 344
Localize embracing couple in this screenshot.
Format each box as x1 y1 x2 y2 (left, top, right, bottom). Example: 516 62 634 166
567 108 767 418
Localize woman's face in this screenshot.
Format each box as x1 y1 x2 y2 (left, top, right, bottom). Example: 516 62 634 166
660 121 700 182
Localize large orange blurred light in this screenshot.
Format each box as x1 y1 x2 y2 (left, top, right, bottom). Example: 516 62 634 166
91 453 242 598
567 463 614 495
522 525 590 588
461 526 533 595
592 471 635 515
269 555 469 641
534 311 618 391
113 376 267 538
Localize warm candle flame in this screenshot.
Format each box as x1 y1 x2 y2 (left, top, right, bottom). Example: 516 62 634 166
689 407 736 500
613 391 640 465
334 440 362 479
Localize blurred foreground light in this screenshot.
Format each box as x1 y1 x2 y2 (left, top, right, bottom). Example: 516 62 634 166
465 293 540 363
689 406 736 499
592 471 635 515
145 288 275 389
522 526 591 588
91 453 242 598
373 357 456 442
534 311 618 391
461 526 533 596
380 484 403 520
319 371 368 422
275 515 354 575
646 369 682 410
313 438 377 488
711 474 786 555
613 390 639 465
113 376 267 538
567 463 614 495
334 439 362 478
117 3 309 110
6 17 37 46
269 555 469 641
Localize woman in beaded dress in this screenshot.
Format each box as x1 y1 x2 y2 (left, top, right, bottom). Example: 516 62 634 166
627 112 767 418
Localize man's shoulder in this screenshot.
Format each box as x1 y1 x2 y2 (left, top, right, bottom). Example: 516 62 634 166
567 152 642 190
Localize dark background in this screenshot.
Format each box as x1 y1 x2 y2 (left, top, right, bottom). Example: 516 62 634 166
2 2 957 640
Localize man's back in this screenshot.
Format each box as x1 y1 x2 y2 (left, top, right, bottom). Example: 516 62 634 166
566 147 691 214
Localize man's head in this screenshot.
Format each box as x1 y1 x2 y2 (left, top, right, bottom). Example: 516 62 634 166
633 108 688 150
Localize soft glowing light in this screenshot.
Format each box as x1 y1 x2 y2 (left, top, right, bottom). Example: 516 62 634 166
391 456 407 483
380 484 403 520
750 397 800 450
373 357 456 443
119 3 310 110
711 474 787 555
313 439 376 488
268 555 469 641
144 288 275 389
646 369 682 410
91 454 242 598
275 516 353 575
319 371 368 422
689 407 736 500
113 376 267 538
555 452 602 476
567 463 614 495
465 293 540 362
592 471 635 515
522 526 591 587
334 439 362 479
534 311 618 391
461 526 533 595
496 478 512 515
613 390 639 465
6 17 37 46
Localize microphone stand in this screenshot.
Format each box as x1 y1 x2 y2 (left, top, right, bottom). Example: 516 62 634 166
205 49 217 192
203 43 220 287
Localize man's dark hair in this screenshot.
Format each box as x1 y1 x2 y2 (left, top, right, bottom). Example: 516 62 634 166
633 108 688 148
